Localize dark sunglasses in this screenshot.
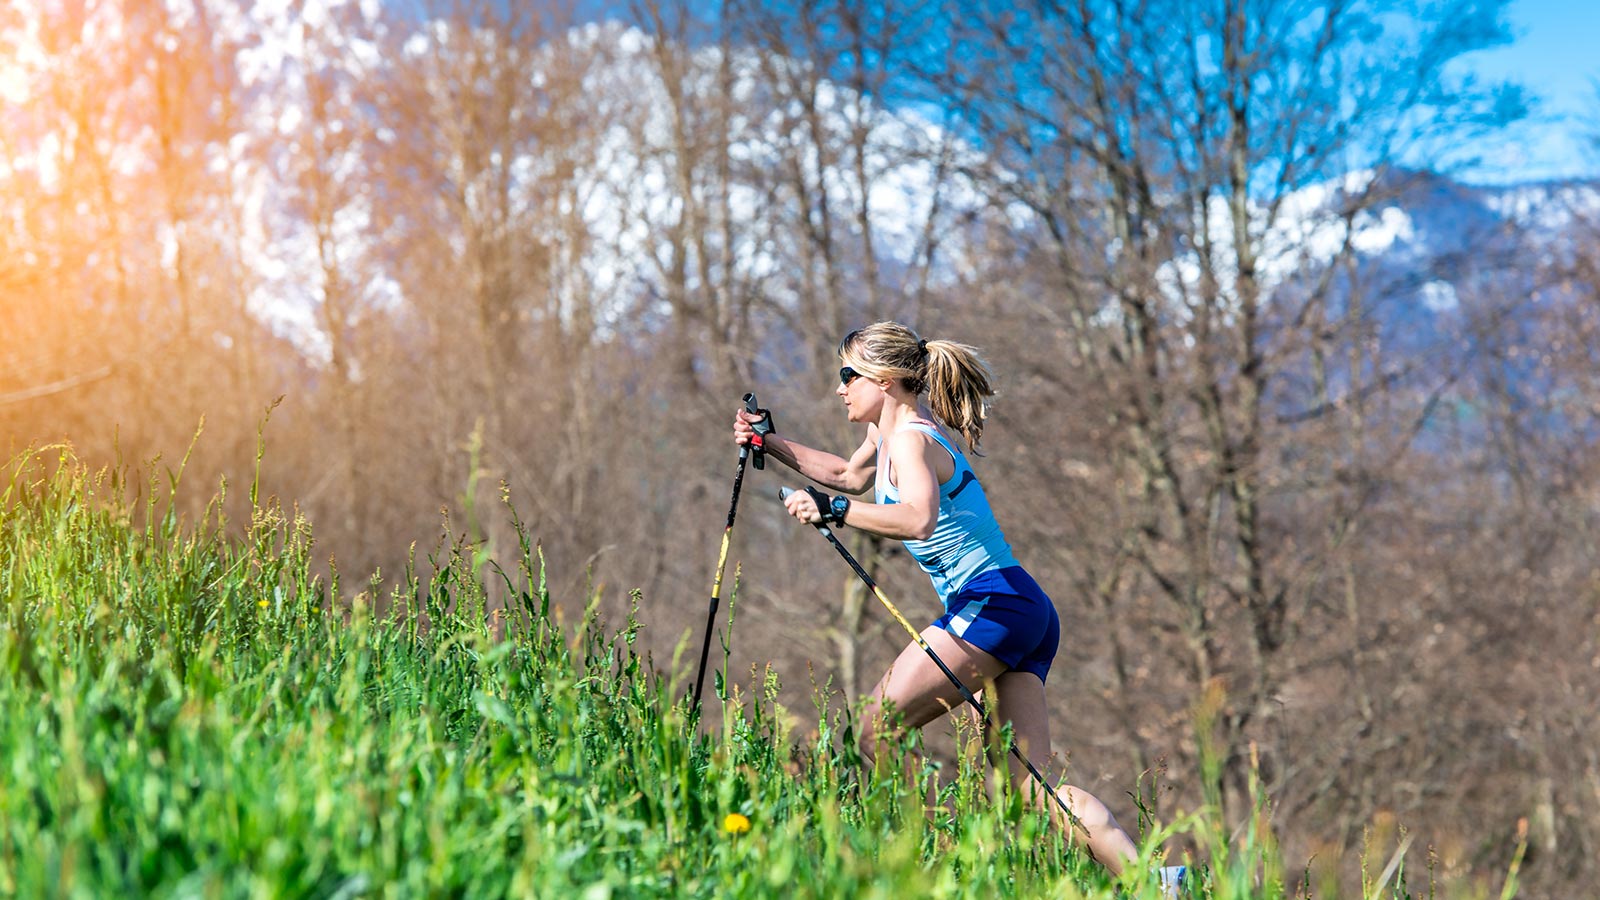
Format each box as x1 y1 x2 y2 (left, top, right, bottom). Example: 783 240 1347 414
839 366 862 385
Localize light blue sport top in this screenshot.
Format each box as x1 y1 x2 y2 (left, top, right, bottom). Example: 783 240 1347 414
874 421 1019 603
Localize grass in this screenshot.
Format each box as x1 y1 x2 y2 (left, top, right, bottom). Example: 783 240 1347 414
0 445 1474 898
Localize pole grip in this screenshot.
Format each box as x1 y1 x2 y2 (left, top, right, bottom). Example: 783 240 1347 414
744 392 772 470
736 396 752 463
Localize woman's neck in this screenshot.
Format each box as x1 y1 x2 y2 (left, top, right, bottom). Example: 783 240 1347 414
877 392 928 434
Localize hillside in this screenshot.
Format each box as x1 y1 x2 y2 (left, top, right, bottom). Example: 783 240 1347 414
0 448 1340 898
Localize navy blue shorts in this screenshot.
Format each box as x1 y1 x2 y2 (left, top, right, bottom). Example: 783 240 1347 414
932 566 1060 682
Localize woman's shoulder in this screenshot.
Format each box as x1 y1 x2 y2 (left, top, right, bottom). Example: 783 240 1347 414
887 421 960 464
895 418 955 446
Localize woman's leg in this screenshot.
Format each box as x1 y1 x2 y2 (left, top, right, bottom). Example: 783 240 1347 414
857 625 1010 765
855 626 1142 876
989 670 1139 875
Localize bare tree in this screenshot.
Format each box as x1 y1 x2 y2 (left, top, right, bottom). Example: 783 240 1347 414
926 0 1526 819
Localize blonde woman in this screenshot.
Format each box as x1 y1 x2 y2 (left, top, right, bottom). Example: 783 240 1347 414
735 322 1182 890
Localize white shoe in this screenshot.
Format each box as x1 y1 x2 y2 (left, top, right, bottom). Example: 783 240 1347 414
1157 865 1187 898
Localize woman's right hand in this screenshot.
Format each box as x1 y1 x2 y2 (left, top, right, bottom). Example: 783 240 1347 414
733 407 764 447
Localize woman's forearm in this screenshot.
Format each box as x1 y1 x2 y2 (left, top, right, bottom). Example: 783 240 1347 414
765 435 869 494
840 498 933 541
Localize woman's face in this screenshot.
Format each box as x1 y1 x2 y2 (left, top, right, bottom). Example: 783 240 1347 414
836 362 882 422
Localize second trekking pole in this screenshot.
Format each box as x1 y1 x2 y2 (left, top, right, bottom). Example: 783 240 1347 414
691 393 773 715
777 486 1091 840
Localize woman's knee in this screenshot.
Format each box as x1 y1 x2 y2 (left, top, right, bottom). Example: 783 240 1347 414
1056 784 1116 830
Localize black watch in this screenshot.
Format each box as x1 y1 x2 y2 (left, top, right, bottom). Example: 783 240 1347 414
828 494 851 527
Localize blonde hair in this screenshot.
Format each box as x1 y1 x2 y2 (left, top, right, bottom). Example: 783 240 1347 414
837 321 995 454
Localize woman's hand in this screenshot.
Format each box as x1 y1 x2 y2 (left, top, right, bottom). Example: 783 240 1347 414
783 486 824 524
733 407 764 448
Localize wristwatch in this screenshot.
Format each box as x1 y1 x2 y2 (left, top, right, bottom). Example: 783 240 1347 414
828 494 851 527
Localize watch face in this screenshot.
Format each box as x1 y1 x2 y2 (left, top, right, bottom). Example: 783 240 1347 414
831 496 849 521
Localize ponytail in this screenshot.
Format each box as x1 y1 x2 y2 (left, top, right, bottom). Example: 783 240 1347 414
923 339 993 455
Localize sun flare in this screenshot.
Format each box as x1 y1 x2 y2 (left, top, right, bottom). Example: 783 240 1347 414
0 25 36 107
0 64 26 105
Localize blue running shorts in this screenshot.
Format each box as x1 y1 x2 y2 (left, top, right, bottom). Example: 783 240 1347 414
932 566 1060 682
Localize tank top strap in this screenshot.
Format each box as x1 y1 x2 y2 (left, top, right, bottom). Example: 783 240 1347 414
898 420 961 463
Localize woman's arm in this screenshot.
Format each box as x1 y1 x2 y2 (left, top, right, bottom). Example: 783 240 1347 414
734 409 877 494
783 429 943 540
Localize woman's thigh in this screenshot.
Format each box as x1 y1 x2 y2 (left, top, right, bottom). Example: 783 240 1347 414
863 626 1010 732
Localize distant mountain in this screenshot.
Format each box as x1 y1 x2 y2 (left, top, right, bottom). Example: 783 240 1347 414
1249 169 1600 436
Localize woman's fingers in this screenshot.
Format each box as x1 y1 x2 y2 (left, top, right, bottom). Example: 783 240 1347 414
733 408 755 444
784 491 821 523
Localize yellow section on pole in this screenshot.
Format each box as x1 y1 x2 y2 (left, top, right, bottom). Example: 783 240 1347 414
710 528 733 599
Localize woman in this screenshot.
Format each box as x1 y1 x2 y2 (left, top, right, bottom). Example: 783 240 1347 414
733 322 1170 881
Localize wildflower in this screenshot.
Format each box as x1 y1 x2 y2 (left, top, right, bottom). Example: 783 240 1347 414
721 813 750 835
257 599 269 609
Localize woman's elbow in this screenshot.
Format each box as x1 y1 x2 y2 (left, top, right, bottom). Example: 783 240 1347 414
908 519 937 541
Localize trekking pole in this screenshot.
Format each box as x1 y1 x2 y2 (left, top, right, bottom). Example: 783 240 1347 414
691 393 773 715
777 486 1091 840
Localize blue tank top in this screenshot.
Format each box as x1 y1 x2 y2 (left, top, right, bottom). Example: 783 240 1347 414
874 421 1019 603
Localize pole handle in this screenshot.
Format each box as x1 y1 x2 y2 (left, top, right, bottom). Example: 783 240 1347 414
779 486 829 535
744 392 773 470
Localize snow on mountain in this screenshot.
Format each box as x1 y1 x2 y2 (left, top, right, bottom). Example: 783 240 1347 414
216 13 995 359
225 0 396 365
547 22 990 330
1156 166 1598 325
1145 170 1417 333
1481 180 1600 234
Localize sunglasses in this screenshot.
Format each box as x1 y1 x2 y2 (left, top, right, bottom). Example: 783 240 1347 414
839 366 862 385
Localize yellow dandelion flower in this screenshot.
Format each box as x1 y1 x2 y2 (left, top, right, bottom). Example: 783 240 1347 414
257 599 269 609
721 813 750 835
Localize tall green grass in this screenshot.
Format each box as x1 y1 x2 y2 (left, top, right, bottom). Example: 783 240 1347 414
0 447 1461 898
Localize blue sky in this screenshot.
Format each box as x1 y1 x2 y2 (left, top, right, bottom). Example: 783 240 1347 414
1460 0 1600 181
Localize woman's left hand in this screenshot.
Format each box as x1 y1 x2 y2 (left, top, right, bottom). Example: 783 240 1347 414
783 488 824 524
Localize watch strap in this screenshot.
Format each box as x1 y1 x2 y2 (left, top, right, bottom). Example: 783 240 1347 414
802 486 848 526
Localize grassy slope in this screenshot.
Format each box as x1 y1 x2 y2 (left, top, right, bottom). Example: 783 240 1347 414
0 448 1462 898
